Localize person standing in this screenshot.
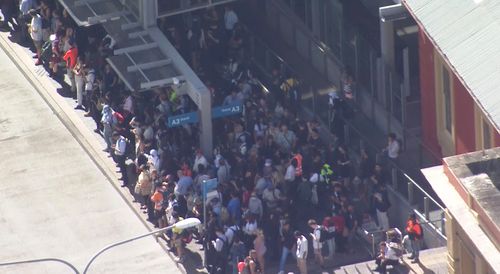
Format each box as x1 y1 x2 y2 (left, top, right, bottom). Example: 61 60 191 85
18 0 36 42
212 227 229 274
405 213 422 263
278 221 295 274
344 204 359 251
63 39 78 97
29 9 43 66
101 104 115 152
383 133 400 160
223 5 238 38
83 64 95 116
73 56 85 110
307 219 325 269
113 132 128 187
372 191 391 231
295 231 308 274
135 165 152 213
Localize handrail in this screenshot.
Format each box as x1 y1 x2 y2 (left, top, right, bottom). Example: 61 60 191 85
341 116 444 206
0 258 79 273
404 173 445 211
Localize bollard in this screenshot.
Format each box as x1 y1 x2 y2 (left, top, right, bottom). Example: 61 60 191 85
391 168 398 190
424 197 430 221
407 182 414 205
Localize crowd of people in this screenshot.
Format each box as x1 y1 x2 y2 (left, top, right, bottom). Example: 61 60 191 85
0 1 414 274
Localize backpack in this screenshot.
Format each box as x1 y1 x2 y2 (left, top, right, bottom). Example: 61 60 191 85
415 223 423 239
317 226 335 242
228 226 243 245
217 236 229 258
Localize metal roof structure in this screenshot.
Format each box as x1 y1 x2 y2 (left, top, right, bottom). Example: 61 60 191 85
403 0 500 133
157 0 239 18
58 0 183 91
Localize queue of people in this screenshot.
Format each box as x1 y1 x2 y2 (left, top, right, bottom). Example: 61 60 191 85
0 1 421 274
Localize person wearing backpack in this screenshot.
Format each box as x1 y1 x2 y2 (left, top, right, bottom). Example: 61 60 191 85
212 227 229 274
229 235 247 274
405 213 423 263
307 219 325 269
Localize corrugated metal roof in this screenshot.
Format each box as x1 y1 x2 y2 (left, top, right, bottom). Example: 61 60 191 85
403 0 500 132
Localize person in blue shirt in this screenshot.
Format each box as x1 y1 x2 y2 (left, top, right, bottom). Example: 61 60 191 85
227 191 242 224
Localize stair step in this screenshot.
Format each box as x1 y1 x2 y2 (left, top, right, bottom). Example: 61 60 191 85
342 264 360 274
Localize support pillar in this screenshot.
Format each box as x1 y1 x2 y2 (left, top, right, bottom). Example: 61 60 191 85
140 0 157 28
380 20 395 68
197 84 213 158
379 3 407 69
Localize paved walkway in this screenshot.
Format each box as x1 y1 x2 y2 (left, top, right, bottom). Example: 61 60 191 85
0 32 179 274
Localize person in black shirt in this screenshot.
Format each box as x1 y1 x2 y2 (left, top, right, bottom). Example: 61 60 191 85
278 221 295 274
344 204 359 252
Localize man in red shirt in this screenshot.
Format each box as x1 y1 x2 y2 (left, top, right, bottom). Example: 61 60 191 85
405 213 422 263
63 39 78 97
331 211 346 253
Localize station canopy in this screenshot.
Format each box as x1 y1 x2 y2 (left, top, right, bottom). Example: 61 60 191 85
157 0 239 18
58 0 183 91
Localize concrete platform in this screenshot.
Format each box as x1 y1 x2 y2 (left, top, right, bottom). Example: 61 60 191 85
334 247 448 274
0 40 177 273
400 247 447 274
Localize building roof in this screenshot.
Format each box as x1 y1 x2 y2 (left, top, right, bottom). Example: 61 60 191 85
422 165 500 272
403 0 500 132
422 148 500 272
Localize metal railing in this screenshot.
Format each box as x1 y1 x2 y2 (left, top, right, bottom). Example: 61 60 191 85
361 227 404 257
242 0 447 249
342 117 446 227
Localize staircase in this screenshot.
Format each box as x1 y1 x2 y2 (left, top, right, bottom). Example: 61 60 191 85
333 260 410 274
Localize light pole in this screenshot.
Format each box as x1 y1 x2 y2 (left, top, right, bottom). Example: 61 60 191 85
0 258 79 273
82 217 201 274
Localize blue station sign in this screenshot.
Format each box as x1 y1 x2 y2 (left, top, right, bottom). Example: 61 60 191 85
167 111 199 128
166 104 243 128
212 104 243 119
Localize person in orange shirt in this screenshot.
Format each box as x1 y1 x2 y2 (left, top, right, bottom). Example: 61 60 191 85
63 39 78 69
150 184 164 228
292 151 303 177
405 213 422 263
63 40 78 97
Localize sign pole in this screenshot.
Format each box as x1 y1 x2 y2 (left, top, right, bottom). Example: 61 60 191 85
203 180 207 268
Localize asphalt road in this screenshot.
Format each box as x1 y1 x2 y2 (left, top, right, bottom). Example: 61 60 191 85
0 41 177 274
